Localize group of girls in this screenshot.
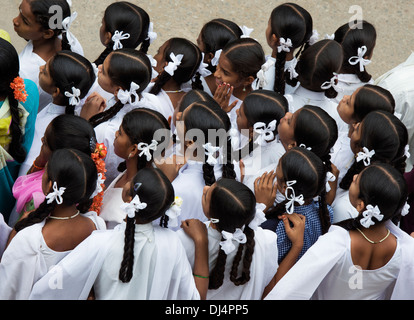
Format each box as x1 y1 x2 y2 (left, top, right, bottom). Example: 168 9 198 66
1 0 414 300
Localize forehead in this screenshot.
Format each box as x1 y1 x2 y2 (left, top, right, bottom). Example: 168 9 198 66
218 53 235 72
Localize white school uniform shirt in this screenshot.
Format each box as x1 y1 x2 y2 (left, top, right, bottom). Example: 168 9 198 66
201 76 214 97
99 171 126 229
29 222 200 300
330 188 359 224
19 39 84 112
331 134 355 185
177 221 278 300
288 85 348 135
0 212 105 300
0 213 11 260
375 52 414 172
265 222 414 300
333 73 374 104
18 102 65 178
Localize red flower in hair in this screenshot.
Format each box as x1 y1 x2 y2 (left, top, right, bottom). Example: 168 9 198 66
89 143 107 215
10 77 28 103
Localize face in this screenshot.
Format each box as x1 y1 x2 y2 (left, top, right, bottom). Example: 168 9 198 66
114 124 134 160
153 41 169 75
236 103 251 133
99 18 111 46
278 111 297 150
196 31 206 53
13 0 45 41
337 88 359 124
98 53 117 94
275 159 286 194
39 124 53 162
348 173 361 209
201 183 216 218
41 164 51 196
350 121 363 154
214 53 243 88
38 58 56 95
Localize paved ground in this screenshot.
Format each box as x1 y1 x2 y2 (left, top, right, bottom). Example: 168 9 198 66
2 0 414 79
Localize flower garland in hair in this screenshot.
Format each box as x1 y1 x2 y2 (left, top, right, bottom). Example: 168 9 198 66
89 143 107 215
10 77 28 103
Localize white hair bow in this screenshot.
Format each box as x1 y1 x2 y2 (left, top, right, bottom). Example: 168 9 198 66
248 203 267 231
203 143 220 166
348 46 371 72
121 195 147 219
256 59 274 88
220 228 247 255
240 25 254 38
137 140 158 161
228 128 240 151
405 145 411 159
66 0 72 7
299 144 312 151
165 196 183 228
193 53 212 80
356 147 375 166
325 33 335 40
309 29 320 46
211 49 222 67
164 52 184 76
117 82 140 106
62 12 78 47
112 30 131 50
285 59 299 80
145 22 157 44
325 171 336 193
321 73 342 92
278 38 293 53
90 173 106 199
285 180 305 215
360 204 384 228
253 120 277 146
46 182 66 205
64 86 81 106
401 202 410 217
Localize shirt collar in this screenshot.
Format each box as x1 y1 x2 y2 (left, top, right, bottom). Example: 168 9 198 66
293 85 326 101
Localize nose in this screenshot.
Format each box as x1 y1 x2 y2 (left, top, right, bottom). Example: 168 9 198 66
13 17 19 27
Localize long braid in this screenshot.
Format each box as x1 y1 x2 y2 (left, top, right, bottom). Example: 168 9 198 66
318 189 331 234
118 216 136 283
7 90 26 163
149 71 171 96
89 100 124 128
274 50 287 95
222 138 236 180
229 226 255 286
208 245 227 290
14 201 56 232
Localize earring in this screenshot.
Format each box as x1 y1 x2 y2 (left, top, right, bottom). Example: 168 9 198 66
128 152 133 159
243 86 246 92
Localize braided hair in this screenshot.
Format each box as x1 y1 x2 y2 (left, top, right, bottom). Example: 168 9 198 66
118 168 175 283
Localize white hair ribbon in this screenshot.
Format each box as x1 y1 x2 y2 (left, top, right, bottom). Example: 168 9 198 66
164 52 184 76
120 195 147 219
299 144 312 151
401 202 410 217
356 147 375 166
112 30 131 50
117 82 140 106
325 171 336 193
64 86 81 106
46 182 66 205
254 120 277 146
256 59 274 88
210 218 220 224
405 145 411 159
309 29 320 46
285 59 299 80
145 22 157 44
62 12 78 48
320 73 342 92
165 196 182 227
248 203 267 230
90 173 106 199
211 49 222 67
348 46 371 72
66 0 72 7
360 204 384 228
285 180 305 215
203 143 220 166
228 128 240 151
278 38 293 53
325 33 335 40
137 140 158 161
220 228 247 255
240 25 254 38
193 53 212 80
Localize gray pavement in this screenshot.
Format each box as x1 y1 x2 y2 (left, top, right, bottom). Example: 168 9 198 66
2 0 414 79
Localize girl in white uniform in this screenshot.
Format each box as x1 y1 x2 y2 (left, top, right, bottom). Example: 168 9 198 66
99 108 170 229
29 168 204 300
0 148 105 299
13 0 84 111
332 110 408 224
266 163 414 300
18 51 96 177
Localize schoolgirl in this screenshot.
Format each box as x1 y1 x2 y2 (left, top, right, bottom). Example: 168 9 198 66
0 148 105 299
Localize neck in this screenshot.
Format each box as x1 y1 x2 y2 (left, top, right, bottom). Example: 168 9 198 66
125 158 139 179
271 50 294 62
233 85 252 101
162 78 182 92
50 204 79 218
32 37 61 62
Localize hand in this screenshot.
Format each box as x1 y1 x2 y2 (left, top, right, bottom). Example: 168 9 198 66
181 219 208 245
281 213 306 249
254 170 278 212
213 82 239 113
80 92 107 120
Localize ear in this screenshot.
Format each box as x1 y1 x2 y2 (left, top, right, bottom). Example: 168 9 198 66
42 29 55 40
46 180 53 194
175 111 183 122
270 34 279 48
287 141 297 150
128 144 139 159
243 76 255 88
113 86 123 98
103 31 113 46
356 199 365 213
51 87 61 99
205 52 214 64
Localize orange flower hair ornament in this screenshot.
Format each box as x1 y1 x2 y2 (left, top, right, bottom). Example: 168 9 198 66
89 143 107 215
10 77 28 103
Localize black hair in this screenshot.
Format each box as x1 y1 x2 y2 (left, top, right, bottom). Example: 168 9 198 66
208 178 256 289
266 147 331 235
351 84 395 123
150 38 204 95
89 49 152 128
29 0 73 51
178 89 218 112
334 20 377 83
14 148 98 232
182 100 237 185
94 2 152 66
199 18 243 74
336 163 408 230
119 167 175 283
340 110 408 190
0 38 26 163
269 3 313 94
289 39 343 99
48 50 96 115
117 108 171 172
